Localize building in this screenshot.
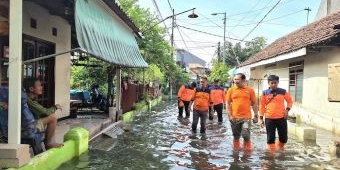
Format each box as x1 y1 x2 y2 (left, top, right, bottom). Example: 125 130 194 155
237 1 340 134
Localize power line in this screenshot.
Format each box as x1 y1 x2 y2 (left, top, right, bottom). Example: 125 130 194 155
241 0 282 41
176 25 189 50
151 0 171 38
177 25 252 43
177 26 212 56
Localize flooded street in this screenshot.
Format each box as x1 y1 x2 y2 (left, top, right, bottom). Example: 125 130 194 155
59 101 340 170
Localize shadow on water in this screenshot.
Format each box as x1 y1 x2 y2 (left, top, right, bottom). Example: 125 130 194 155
58 101 340 170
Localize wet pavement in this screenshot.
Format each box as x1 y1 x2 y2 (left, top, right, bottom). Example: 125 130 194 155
58 101 340 170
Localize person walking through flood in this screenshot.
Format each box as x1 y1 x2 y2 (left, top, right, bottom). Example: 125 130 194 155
177 81 197 118
189 76 213 134
209 79 225 124
226 73 258 150
259 75 293 151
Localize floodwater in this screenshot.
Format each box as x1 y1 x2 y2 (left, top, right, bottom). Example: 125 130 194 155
58 102 340 170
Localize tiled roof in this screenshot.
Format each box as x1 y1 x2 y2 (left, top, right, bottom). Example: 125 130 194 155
241 11 340 66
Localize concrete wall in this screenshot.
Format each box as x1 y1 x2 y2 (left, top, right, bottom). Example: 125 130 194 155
248 47 340 134
315 0 340 20
23 2 71 118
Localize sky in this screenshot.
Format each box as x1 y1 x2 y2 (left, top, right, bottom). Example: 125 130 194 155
137 0 321 63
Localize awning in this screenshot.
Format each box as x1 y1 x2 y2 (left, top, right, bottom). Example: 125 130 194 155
75 0 148 67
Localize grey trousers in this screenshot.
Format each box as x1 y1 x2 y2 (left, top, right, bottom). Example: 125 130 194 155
230 118 251 141
192 110 208 133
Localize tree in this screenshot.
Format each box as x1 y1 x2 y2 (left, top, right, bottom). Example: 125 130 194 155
223 36 267 67
118 0 189 89
208 60 230 85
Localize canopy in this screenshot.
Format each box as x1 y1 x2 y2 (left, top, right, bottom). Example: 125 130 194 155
75 0 148 67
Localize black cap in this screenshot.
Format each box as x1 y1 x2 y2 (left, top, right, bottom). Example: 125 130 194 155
213 79 219 82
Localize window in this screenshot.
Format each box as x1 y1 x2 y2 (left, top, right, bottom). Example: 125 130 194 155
289 61 304 103
23 36 55 107
328 63 340 102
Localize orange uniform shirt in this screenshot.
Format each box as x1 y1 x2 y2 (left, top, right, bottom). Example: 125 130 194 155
259 88 293 119
191 87 212 111
226 86 256 119
210 86 226 106
177 85 195 102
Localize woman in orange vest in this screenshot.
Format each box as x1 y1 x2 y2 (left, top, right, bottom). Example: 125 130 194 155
177 81 196 118
259 75 293 151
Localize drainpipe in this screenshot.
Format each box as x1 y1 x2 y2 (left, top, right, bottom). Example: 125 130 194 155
8 0 22 144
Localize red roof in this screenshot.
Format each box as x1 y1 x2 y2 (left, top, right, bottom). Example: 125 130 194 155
241 11 340 66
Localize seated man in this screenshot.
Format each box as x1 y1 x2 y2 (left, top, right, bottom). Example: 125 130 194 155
0 86 45 154
23 78 63 149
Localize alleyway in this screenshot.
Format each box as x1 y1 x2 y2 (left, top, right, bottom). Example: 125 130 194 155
58 101 340 170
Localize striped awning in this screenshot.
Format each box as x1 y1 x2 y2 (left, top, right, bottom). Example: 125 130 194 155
75 0 148 67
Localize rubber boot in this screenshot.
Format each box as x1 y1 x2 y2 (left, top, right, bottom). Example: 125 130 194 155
233 140 240 149
276 140 285 150
243 141 252 151
266 143 276 151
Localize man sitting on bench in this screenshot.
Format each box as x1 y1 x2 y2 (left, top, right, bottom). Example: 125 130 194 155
23 78 63 149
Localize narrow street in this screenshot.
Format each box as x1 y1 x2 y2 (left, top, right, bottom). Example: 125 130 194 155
59 101 340 170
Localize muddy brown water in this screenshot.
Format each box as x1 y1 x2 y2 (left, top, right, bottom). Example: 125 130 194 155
58 102 340 170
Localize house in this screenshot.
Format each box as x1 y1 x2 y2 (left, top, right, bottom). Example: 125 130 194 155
237 8 340 134
0 0 147 162
176 49 208 80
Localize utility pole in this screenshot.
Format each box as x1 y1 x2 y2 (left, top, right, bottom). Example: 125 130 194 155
304 7 311 24
223 12 226 64
217 42 221 63
212 12 226 63
169 9 175 101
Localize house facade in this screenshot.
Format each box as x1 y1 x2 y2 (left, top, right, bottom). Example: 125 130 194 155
237 11 340 134
1 0 147 120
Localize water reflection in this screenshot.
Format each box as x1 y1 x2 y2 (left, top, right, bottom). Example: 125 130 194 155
58 101 340 170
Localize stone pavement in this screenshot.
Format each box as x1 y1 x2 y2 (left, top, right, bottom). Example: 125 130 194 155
54 113 114 144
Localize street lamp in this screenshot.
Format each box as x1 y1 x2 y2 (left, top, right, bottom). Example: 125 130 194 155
169 8 198 101
141 8 198 101
211 12 226 63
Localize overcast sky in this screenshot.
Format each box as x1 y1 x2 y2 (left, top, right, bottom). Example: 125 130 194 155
137 0 321 62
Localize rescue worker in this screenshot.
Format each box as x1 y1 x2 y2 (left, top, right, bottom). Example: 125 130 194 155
209 79 225 123
189 76 213 133
177 81 197 118
226 73 258 150
259 75 293 151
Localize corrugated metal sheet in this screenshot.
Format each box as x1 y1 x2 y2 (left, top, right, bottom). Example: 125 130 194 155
75 0 148 67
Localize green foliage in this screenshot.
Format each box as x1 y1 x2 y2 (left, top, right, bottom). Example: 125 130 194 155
208 60 230 84
131 100 147 111
118 0 189 91
70 58 109 93
127 64 164 84
224 36 267 67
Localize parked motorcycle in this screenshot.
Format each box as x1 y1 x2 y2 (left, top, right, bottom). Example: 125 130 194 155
89 83 108 112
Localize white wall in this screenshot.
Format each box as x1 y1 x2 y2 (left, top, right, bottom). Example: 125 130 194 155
248 47 340 134
23 2 71 118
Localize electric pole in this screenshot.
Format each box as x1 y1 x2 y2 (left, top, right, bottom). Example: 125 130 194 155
304 7 311 24
217 42 221 63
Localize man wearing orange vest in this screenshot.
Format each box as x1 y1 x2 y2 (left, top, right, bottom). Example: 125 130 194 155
209 79 225 123
259 75 293 151
177 82 197 118
226 73 258 150
189 76 213 133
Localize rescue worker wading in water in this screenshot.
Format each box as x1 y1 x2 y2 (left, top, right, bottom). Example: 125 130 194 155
177 82 197 118
189 76 213 134
259 75 293 151
226 73 258 150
